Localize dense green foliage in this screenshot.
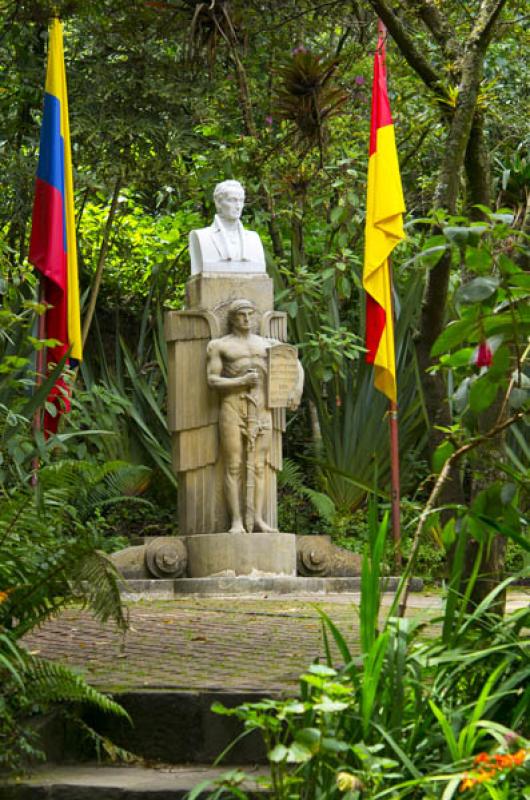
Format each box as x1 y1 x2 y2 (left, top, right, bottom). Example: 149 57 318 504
0 0 529 783
1 1 528 533
198 509 530 799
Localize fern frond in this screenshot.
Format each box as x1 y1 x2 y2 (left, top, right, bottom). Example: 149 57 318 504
22 657 130 720
302 487 336 524
0 633 25 687
69 549 128 632
278 458 306 491
63 713 136 763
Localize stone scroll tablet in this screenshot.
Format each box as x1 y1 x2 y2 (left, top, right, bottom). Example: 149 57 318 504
267 344 300 408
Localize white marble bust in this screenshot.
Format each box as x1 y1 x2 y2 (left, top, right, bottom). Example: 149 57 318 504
189 180 266 275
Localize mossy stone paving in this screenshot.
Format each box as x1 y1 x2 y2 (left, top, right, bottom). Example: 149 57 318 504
21 592 528 693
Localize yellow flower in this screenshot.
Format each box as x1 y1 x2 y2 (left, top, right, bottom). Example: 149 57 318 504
0 590 10 604
336 772 362 792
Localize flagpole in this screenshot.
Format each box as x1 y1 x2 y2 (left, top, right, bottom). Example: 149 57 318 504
388 256 402 568
389 402 401 565
31 278 47 484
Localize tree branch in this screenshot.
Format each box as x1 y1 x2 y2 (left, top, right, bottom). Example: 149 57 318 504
81 176 122 347
365 0 441 91
398 408 527 617
410 0 461 61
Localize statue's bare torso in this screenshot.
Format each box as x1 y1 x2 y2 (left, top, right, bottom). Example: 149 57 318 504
211 333 273 420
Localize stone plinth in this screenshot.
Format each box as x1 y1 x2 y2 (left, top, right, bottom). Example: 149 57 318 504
186 532 297 578
186 273 273 317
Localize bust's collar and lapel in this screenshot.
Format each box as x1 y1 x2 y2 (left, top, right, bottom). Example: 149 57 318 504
211 215 247 261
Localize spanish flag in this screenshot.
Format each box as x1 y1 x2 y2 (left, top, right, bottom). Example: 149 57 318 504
363 24 405 403
29 18 82 435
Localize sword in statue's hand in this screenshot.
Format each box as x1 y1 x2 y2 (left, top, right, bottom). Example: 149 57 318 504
243 369 259 534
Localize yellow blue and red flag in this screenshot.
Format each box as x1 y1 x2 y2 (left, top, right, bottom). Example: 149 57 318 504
363 24 405 402
29 18 82 435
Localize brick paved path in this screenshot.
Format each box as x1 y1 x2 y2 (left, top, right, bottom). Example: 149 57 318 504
22 592 528 693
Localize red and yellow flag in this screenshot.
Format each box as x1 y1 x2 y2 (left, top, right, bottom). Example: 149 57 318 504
363 24 405 402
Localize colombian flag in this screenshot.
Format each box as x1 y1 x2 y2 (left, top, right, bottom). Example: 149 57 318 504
29 18 82 435
363 24 405 403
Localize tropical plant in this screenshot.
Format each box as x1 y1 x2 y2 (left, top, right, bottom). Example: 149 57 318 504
275 48 349 166
193 489 529 799
76 296 176 490
273 261 429 516
0 457 139 772
0 283 138 772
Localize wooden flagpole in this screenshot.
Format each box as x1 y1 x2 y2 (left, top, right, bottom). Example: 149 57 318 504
31 278 47 484
388 256 402 568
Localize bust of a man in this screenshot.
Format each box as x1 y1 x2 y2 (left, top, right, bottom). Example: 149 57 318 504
189 179 266 275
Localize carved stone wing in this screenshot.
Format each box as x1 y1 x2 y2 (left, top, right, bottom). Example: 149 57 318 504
164 309 220 473
260 310 288 471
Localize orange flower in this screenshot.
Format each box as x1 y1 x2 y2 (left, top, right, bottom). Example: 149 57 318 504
460 748 529 792
459 775 474 793
0 590 11 604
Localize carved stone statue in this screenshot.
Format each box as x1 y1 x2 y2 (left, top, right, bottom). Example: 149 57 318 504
164 179 304 576
189 180 266 274
207 299 303 534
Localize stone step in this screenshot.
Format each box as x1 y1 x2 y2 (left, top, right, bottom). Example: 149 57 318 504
120 575 423 599
37 690 270 766
0 763 268 799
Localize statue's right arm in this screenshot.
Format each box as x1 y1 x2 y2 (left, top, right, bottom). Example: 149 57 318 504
206 341 257 390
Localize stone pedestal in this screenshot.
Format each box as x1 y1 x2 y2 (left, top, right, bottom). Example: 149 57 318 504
186 533 297 578
186 273 273 318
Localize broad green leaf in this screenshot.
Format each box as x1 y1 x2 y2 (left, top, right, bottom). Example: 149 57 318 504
465 246 492 272
456 276 499 304
280 702 306 715
488 345 510 379
508 271 530 290
431 319 478 356
469 377 498 412
440 347 474 367
268 744 289 763
432 440 455 474
294 728 321 752
307 664 337 677
509 387 529 409
321 737 349 753
490 212 514 224
313 696 349 712
285 741 313 763
443 225 487 245
441 517 456 550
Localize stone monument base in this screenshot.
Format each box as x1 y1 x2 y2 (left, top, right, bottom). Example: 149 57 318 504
185 532 297 578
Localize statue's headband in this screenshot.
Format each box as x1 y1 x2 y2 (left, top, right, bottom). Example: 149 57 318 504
228 299 256 315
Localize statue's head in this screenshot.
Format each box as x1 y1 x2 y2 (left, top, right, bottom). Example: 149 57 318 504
213 180 245 223
227 298 256 332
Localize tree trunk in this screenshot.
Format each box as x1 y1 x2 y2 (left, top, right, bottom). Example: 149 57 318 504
464 111 491 216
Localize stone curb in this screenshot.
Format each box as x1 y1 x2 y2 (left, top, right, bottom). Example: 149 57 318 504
0 764 267 800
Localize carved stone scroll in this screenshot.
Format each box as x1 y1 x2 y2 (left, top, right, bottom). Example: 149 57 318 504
267 344 301 409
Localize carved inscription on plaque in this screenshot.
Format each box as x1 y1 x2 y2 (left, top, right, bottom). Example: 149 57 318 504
267 344 300 408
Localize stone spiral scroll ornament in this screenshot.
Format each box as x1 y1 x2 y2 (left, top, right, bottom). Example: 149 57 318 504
296 537 332 577
144 537 188 579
